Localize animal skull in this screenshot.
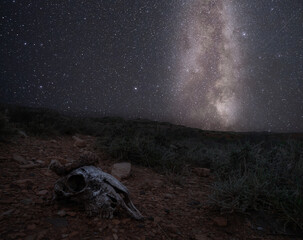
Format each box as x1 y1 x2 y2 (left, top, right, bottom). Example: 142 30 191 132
54 166 143 220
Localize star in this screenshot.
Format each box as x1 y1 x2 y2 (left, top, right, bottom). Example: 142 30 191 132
0 0 302 132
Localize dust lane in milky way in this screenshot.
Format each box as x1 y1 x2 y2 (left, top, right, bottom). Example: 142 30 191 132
172 0 243 130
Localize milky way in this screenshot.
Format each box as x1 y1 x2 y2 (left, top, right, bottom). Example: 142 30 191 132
172 0 243 130
1 0 303 132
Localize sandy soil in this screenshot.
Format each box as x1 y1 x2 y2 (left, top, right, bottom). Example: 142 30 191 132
0 135 300 240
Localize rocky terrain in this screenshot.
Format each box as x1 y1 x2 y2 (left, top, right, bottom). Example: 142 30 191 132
0 135 301 240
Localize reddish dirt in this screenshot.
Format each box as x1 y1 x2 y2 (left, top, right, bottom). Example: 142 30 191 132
0 136 300 240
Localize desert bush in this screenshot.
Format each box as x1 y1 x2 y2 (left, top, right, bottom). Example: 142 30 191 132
2 105 302 230
97 127 187 173
97 126 303 230
0 112 8 132
209 141 303 230
0 111 17 137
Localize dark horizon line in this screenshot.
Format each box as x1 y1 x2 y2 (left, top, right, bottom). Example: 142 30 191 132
1 101 302 135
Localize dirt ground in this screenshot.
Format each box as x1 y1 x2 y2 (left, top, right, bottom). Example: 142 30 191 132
0 135 301 240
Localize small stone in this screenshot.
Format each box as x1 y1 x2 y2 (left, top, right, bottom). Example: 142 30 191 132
57 210 66 217
112 219 120 225
257 226 263 231
111 162 131 180
121 218 130 224
187 200 201 206
12 154 27 164
66 211 77 217
137 224 145 228
25 234 36 240
18 130 28 138
164 223 179 234
154 216 161 224
15 179 32 185
213 217 228 227
46 217 68 228
37 230 48 240
164 193 174 199
36 160 45 166
21 198 33 205
1 208 14 217
69 231 78 238
37 190 48 196
195 235 210 240
43 171 52 177
113 233 118 240
72 136 86 148
27 224 36 230
50 140 57 143
19 163 37 169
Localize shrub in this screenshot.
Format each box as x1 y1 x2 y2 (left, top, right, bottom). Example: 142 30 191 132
209 141 303 230
0 111 16 137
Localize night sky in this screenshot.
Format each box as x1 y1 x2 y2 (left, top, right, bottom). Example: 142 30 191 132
1 0 302 132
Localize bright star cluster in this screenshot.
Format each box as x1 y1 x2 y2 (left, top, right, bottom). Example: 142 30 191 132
0 0 302 132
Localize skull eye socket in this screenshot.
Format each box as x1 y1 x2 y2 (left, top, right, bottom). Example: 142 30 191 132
67 174 86 192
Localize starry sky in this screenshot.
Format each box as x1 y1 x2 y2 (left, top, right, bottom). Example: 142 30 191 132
1 0 302 132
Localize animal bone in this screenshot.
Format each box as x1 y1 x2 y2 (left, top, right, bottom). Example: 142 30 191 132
53 165 143 220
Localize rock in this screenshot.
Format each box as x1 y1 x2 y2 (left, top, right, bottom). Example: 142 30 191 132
15 179 32 185
46 217 69 228
37 190 48 196
213 216 228 227
20 198 33 205
193 168 211 177
27 224 36 230
1 208 14 217
12 154 27 164
195 234 210 240
113 233 118 240
19 163 37 169
112 219 120 225
111 162 131 180
72 136 86 148
169 144 179 150
164 193 174 199
187 200 201 206
25 234 36 240
37 230 48 240
18 130 28 138
137 224 145 228
50 140 57 143
164 223 180 235
57 210 66 217
69 232 79 238
154 216 162 224
36 160 46 166
66 211 77 217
